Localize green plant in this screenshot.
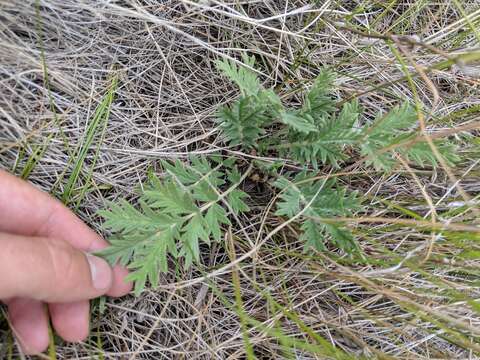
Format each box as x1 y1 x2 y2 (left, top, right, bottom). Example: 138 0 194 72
274 173 361 253
98 157 250 294
216 55 457 170
99 55 458 294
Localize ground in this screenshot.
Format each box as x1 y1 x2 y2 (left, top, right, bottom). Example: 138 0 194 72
1 1 480 359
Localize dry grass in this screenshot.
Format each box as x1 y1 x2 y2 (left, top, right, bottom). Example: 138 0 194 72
1 0 480 359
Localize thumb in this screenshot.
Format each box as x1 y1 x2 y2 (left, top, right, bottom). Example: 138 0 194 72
0 232 113 302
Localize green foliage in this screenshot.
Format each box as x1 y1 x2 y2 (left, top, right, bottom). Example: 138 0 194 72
360 103 458 170
215 56 457 171
216 55 281 148
98 158 249 295
99 55 460 294
285 99 361 168
274 173 361 253
216 54 261 97
301 68 337 123
216 96 268 148
278 110 318 134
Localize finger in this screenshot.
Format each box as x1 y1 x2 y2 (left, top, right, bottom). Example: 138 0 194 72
0 232 112 302
48 269 131 344
49 301 90 342
0 170 133 295
7 298 49 355
0 169 107 251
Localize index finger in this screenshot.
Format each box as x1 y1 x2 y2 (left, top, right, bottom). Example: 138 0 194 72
0 169 105 251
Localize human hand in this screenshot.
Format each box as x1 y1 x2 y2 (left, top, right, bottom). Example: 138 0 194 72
0 170 132 354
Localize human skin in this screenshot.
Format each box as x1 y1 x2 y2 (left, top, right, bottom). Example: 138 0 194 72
0 169 132 354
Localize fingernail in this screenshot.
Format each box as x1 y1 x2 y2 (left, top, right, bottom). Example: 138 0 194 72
86 254 112 290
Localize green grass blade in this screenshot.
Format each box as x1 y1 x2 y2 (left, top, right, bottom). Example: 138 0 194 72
61 75 118 205
227 230 255 359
